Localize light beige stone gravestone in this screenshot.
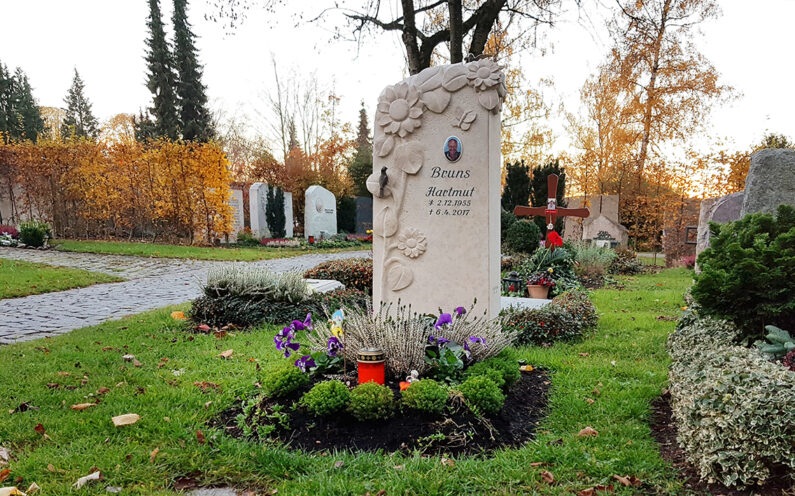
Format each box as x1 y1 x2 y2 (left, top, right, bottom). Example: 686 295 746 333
368 60 505 318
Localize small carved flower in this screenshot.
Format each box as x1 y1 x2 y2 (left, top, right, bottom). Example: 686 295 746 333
397 228 426 258
466 59 501 91
376 82 423 138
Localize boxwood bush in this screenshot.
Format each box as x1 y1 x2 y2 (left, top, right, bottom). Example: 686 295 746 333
262 365 310 399
348 381 394 421
458 375 505 416
668 311 795 488
303 258 373 292
504 220 540 254
300 380 350 416
693 205 795 341
401 379 448 415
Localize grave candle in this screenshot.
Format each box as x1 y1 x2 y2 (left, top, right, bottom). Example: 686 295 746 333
357 348 385 385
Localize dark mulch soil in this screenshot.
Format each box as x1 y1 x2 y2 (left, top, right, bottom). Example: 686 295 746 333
650 393 795 496
214 369 550 456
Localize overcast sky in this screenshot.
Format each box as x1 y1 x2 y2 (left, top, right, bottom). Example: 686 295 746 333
2 0 794 156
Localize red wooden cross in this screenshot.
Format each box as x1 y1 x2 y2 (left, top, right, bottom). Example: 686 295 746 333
513 174 590 248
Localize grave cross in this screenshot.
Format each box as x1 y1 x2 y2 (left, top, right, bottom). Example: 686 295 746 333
513 173 590 248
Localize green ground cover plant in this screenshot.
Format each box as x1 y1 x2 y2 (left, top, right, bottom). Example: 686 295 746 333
51 239 364 261
0 258 122 299
0 269 691 495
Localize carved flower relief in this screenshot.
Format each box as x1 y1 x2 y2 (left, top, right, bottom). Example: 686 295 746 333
374 82 423 157
465 59 507 112
397 228 426 258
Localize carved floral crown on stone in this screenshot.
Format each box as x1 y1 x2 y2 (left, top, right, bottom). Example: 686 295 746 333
367 59 506 296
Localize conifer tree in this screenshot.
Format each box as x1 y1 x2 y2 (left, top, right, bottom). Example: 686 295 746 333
13 69 44 142
0 61 21 142
287 117 300 152
501 161 531 213
348 102 372 197
172 0 214 142
61 69 99 140
144 0 180 140
0 63 44 143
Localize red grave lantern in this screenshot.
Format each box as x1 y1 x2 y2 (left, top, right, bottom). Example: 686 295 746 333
357 347 385 385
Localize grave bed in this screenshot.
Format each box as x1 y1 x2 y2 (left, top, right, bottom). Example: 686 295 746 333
213 369 550 456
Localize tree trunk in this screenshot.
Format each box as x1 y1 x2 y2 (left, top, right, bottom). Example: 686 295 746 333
400 0 423 74
448 0 463 63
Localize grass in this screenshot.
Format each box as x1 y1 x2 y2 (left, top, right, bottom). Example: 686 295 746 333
0 269 692 495
51 239 369 261
0 258 122 299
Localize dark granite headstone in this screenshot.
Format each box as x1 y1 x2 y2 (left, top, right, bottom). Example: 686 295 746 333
354 196 373 234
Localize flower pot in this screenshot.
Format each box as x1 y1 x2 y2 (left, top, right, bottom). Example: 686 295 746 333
527 284 549 299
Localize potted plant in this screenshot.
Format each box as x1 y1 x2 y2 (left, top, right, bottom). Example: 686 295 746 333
526 271 555 299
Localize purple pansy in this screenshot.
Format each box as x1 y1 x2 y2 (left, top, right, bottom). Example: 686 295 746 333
291 313 313 331
454 306 467 316
464 336 486 353
434 313 453 330
428 335 450 346
274 325 301 358
326 336 344 357
294 355 316 373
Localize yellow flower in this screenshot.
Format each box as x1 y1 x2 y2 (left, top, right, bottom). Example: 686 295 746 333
170 311 187 320
331 325 344 338
366 229 373 234
548 268 554 273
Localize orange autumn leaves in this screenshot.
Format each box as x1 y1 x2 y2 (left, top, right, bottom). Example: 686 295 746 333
0 139 234 243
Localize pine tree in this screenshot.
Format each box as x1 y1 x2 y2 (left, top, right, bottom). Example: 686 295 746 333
172 0 214 142
13 69 44 142
0 61 21 143
133 109 158 141
144 0 180 140
0 63 44 143
501 161 531 213
530 159 567 234
348 102 372 197
60 69 99 140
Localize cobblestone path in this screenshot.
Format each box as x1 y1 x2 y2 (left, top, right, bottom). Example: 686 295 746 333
0 248 370 345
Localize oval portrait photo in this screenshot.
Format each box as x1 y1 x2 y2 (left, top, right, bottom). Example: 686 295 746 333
444 136 462 162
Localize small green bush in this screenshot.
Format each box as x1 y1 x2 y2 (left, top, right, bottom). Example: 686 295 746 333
693 205 795 340
464 364 505 388
348 381 394 421
503 289 597 345
504 220 540 254
303 258 373 292
401 379 448 415
19 220 51 247
467 356 520 388
300 380 350 416
458 375 505 416
262 365 309 399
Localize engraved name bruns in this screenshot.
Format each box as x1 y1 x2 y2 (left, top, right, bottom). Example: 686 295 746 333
430 166 471 179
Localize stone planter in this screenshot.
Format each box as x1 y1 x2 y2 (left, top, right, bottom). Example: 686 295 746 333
527 284 549 299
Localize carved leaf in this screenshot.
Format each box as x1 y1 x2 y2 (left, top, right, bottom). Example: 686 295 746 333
442 64 469 92
374 206 398 237
366 172 391 198
417 66 444 92
374 135 395 157
394 143 424 174
478 90 501 111
421 87 451 114
388 262 413 291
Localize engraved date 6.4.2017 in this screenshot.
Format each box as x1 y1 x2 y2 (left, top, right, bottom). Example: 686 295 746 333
428 209 471 216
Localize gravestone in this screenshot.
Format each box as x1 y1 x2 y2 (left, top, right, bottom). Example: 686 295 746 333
369 60 506 318
563 195 628 245
304 185 337 240
250 182 294 238
695 191 744 259
226 187 245 243
354 196 373 234
741 149 795 216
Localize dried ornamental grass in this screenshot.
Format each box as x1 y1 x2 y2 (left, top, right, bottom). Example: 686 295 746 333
203 265 311 302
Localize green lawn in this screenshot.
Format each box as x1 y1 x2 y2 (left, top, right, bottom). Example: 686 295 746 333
0 258 123 299
51 239 369 261
0 269 691 495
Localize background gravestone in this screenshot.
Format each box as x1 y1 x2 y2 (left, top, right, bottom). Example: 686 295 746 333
304 185 337 239
250 182 294 238
354 196 373 234
696 191 744 261
226 187 245 242
741 149 795 216
369 60 506 318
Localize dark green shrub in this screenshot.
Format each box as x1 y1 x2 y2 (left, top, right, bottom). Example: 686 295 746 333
303 258 373 292
348 381 394 421
458 375 505 416
609 247 644 275
693 205 795 340
401 379 448 414
501 209 517 243
19 221 51 247
300 380 350 416
504 220 540 254
262 365 309 399
503 289 597 345
236 230 260 247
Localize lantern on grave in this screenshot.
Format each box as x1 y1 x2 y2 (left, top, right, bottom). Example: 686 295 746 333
357 347 385 385
502 271 523 294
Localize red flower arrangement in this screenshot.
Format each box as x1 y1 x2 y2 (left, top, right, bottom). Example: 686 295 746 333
546 231 563 247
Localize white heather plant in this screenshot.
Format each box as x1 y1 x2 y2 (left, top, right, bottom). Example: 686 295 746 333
306 303 517 378
203 266 311 302
668 314 795 488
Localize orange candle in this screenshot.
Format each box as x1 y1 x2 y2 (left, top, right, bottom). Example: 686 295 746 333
357 348 385 385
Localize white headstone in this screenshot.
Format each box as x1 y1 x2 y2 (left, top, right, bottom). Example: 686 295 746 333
227 187 245 243
249 182 294 238
304 185 337 240
369 60 506 318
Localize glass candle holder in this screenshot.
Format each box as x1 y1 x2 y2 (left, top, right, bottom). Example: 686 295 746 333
357 347 385 385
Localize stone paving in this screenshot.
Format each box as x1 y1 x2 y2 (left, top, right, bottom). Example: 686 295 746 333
0 247 370 345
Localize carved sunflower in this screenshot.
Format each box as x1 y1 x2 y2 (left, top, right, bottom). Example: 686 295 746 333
466 59 501 91
376 82 423 138
397 228 426 258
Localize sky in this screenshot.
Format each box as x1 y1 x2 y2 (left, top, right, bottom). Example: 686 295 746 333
2 0 794 157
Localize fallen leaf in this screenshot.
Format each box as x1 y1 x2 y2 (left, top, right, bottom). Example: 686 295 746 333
529 462 551 467
0 469 10 482
333 460 344 469
393 465 405 470
72 470 102 489
33 424 45 436
57 371 70 377
45 383 59 389
440 458 454 467
540 470 555 484
578 353 590 357
121 354 134 362
0 488 25 496
149 448 159 463
204 401 212 409
25 482 40 494
193 381 221 392
197 324 211 332
133 359 142 368
111 414 140 427
547 438 563 446
214 330 227 339
105 487 122 494
592 387 600 396
577 427 599 437
610 360 617 367
170 311 186 320
612 475 641 487
218 349 233 359
97 387 110 395
0 447 10 465
196 430 205 444
594 484 614 492
578 489 595 496
46 465 55 473
71 403 95 411
585 398 595 405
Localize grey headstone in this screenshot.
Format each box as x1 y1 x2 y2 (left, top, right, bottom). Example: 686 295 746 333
741 149 795 217
696 191 744 260
354 196 373 234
